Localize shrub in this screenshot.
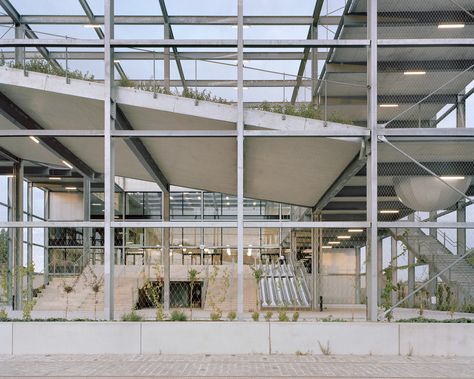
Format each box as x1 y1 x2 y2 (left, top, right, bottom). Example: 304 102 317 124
210 311 222 321
121 310 143 321
278 310 289 322
0 308 8 321
264 311 273 322
170 310 187 321
227 311 237 321
251 311 260 321
292 311 300 322
397 317 473 323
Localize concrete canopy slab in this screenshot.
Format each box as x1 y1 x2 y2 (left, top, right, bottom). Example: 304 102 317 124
0 67 364 206
245 137 361 207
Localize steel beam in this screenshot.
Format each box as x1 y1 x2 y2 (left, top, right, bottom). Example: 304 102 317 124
0 15 341 26
290 0 324 104
158 0 187 89
0 51 328 61
78 0 128 81
0 0 62 71
115 107 170 192
313 150 367 213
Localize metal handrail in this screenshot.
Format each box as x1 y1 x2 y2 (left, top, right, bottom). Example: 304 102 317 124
380 247 474 320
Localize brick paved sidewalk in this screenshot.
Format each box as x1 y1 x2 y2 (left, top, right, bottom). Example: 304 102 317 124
0 354 473 378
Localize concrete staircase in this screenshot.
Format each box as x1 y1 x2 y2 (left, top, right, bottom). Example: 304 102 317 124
203 265 257 312
390 227 474 301
34 265 146 313
34 263 258 313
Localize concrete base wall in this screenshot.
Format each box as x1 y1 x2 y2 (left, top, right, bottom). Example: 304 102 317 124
1 322 473 356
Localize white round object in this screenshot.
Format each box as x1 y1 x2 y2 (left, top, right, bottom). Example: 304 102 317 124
393 176 471 212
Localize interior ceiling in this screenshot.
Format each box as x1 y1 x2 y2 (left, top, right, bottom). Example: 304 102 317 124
326 0 474 123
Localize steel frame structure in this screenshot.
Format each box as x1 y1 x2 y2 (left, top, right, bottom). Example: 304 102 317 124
0 0 472 321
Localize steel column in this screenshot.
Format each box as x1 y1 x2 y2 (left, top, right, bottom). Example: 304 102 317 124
103 0 115 320
26 181 33 302
390 237 398 305
162 192 170 312
14 24 24 66
43 190 49 286
236 0 244 318
83 177 91 269
12 161 23 310
311 212 321 309
355 246 361 304
377 239 383 303
367 0 378 321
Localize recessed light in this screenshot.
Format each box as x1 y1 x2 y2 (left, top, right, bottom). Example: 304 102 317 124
379 210 399 214
328 241 340 245
348 229 363 233
253 202 257 206
49 177 61 181
379 104 399 108
83 24 101 28
65 186 77 190
440 176 465 180
337 235 351 239
226 202 230 206
404 71 426 75
29 136 40 143
438 23 464 29
62 160 73 169
170 196 174 200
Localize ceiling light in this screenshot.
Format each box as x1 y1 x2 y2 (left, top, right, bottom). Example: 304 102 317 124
225 196 229 200
233 87 248 90
65 186 77 190
49 177 61 181
83 24 101 28
322 245 332 249
379 210 399 214
253 202 257 206
337 235 351 239
404 71 426 75
438 23 465 29
92 203 102 206
379 104 399 108
440 176 465 180
231 25 250 29
113 60 121 63
226 202 230 206
328 241 340 245
348 229 363 233
29 136 40 143
62 160 73 169
170 196 174 200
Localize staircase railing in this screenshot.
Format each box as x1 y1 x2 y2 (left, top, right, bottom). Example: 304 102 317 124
413 214 472 265
380 247 474 320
